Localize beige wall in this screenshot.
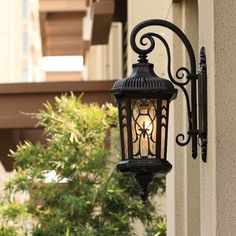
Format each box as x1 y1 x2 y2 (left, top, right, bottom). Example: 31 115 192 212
183 1 200 236
0 161 12 196
0 0 21 83
85 22 122 81
198 1 216 235
167 1 201 236
27 0 44 82
127 0 173 76
168 0 236 235
199 0 236 235
0 0 43 83
167 2 186 235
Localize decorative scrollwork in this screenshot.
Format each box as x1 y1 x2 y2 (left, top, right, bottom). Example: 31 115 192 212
139 34 155 55
176 67 190 85
176 133 191 146
130 19 198 157
130 19 196 71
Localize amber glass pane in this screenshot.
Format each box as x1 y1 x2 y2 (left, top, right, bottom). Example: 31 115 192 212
123 126 128 158
131 99 157 159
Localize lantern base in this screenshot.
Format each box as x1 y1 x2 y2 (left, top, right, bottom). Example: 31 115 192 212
117 159 172 202
117 159 172 177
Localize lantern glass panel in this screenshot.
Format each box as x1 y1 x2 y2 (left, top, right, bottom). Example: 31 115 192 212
123 126 128 158
131 99 157 159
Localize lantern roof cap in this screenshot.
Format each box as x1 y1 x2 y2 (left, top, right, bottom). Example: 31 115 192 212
110 62 177 95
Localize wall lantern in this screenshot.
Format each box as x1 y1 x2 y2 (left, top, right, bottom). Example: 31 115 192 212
110 19 207 201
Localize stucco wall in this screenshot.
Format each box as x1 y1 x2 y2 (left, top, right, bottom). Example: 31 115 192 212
127 0 173 76
0 0 21 83
0 0 43 83
0 163 12 195
199 0 236 235
164 1 200 235
214 0 236 234
182 1 200 236
198 1 216 235
167 3 186 235
85 22 122 81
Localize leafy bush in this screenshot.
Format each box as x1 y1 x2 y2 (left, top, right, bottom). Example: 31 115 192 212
1 94 166 235
146 217 167 236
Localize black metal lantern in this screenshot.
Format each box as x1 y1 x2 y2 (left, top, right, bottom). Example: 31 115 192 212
110 19 207 201
110 62 177 200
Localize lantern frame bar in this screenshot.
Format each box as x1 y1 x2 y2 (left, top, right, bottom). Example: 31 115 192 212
156 99 162 159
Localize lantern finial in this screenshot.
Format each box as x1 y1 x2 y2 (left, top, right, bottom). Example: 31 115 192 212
135 173 153 202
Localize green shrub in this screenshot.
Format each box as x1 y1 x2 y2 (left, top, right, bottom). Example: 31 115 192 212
1 94 166 235
0 225 16 236
145 217 167 236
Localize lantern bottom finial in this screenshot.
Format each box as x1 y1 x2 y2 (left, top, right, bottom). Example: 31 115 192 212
135 172 153 202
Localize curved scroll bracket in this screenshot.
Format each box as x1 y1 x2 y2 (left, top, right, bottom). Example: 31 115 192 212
130 19 208 162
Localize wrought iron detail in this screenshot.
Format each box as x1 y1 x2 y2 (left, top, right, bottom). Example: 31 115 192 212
198 47 208 162
161 101 167 159
129 19 207 160
120 102 128 159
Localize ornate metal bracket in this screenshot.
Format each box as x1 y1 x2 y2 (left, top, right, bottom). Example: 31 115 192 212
130 19 208 162
198 47 207 162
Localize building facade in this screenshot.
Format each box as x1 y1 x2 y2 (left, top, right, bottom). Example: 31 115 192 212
0 0 43 83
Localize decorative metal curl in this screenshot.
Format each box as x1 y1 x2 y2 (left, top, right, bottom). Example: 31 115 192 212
176 67 190 85
176 133 191 146
139 34 155 54
130 19 198 158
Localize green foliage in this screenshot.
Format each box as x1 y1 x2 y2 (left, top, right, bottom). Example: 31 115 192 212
146 217 167 236
0 225 16 236
1 94 166 235
0 201 29 235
